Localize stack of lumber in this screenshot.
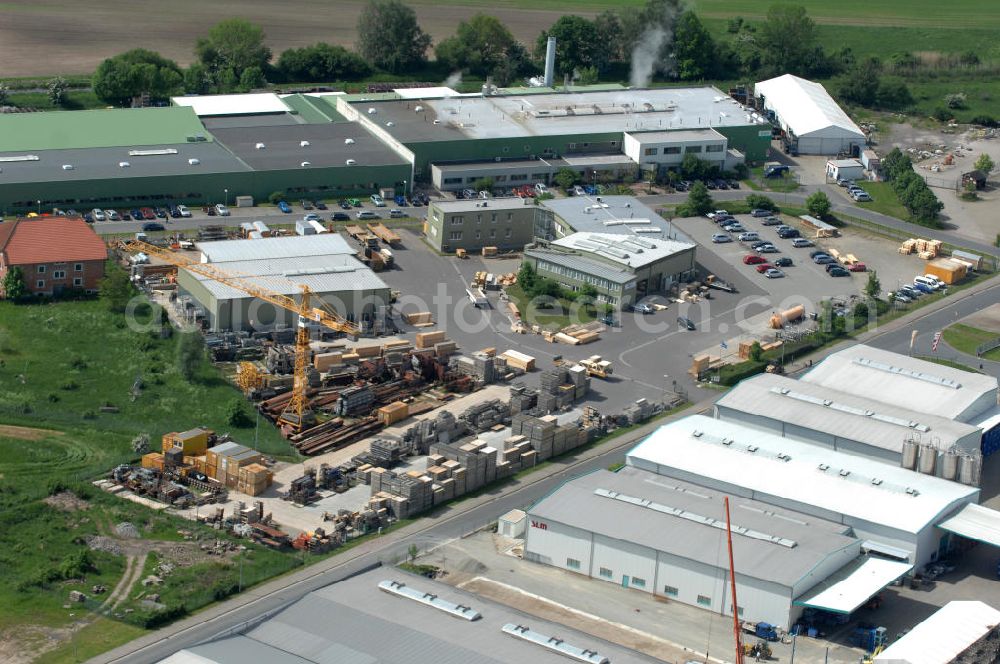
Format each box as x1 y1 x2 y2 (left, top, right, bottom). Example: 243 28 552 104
402 311 434 326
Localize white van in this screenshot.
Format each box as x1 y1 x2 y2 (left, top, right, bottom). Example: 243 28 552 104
914 275 942 291
923 274 946 289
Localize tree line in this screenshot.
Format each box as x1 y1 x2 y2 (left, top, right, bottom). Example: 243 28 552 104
88 0 898 108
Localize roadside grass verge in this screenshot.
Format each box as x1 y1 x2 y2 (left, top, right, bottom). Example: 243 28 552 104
942 323 1000 360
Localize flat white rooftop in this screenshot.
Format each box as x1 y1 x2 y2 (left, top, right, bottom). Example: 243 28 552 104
626 415 979 535
802 344 999 422
715 373 982 455
352 86 767 142
552 231 694 270
171 93 290 117
199 233 355 263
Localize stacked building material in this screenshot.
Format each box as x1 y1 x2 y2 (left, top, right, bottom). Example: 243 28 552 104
237 463 273 496
509 384 538 414
566 365 590 400
451 351 508 384
206 441 262 488
376 401 409 426
622 398 655 425
369 470 433 518
402 311 433 326
511 412 587 461
500 349 535 372
399 410 469 454
415 331 447 349
337 385 374 416
368 438 408 466
314 352 344 372
459 398 511 431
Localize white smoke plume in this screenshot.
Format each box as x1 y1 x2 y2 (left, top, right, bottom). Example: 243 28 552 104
444 71 463 88
630 27 668 88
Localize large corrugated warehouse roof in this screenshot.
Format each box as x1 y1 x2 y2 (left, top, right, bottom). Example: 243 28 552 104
714 373 981 455
626 415 979 535
158 567 660 664
754 75 864 139
188 255 388 301
874 601 1000 664
210 122 409 170
0 107 210 152
347 86 767 143
199 234 355 263
801 344 998 422
530 465 859 587
0 142 248 185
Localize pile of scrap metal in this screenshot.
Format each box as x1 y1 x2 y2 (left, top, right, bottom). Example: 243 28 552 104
198 500 290 548
109 464 206 508
291 527 339 553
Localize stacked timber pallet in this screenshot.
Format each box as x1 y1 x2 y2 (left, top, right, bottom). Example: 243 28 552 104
559 322 604 345
458 398 510 431
337 385 374 416
402 311 434 327
376 401 409 426
452 351 508 384
535 366 588 411
511 412 588 461
500 349 535 372
415 330 458 358
509 384 538 414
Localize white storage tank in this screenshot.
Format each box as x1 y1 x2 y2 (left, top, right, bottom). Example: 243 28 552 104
959 454 982 486
941 449 959 481
901 440 918 470
917 444 937 475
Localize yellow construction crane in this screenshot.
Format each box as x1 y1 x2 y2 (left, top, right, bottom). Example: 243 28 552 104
117 239 359 431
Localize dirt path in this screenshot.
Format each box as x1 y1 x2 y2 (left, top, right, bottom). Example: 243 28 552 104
101 554 145 612
0 424 63 441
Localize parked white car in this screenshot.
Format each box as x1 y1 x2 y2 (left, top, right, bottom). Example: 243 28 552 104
215 203 230 216
91 208 106 222
176 204 192 218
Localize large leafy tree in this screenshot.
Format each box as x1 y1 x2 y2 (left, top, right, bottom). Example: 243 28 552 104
93 49 183 106
436 15 524 80
806 191 832 218
357 0 432 74
195 19 271 92
2 266 26 300
277 43 371 82
673 11 716 80
758 4 819 77
535 16 605 77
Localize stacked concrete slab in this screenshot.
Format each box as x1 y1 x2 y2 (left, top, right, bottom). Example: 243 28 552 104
536 366 590 412
452 351 509 384
459 399 511 432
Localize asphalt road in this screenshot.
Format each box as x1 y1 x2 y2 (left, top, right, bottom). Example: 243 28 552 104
91 272 1000 664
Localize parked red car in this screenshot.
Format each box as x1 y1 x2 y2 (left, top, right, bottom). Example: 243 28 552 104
848 262 867 272
743 255 766 265
755 263 775 273
140 207 156 220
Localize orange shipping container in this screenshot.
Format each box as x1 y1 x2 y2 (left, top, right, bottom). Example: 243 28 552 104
925 258 967 284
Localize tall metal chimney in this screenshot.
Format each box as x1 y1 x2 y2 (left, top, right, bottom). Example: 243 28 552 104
544 37 556 88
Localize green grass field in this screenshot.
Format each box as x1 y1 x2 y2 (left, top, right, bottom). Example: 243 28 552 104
855 182 911 221
505 284 600 329
0 298 289 458
942 323 1000 360
0 297 306 657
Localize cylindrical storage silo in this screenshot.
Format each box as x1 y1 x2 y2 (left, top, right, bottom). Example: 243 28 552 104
918 444 937 475
901 440 918 470
941 450 959 481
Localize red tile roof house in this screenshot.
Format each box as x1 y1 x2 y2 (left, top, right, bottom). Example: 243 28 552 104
0 217 108 297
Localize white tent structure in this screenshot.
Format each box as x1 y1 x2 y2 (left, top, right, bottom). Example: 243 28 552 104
754 74 865 155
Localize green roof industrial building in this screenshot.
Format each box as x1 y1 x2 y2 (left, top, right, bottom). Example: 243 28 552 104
0 84 773 213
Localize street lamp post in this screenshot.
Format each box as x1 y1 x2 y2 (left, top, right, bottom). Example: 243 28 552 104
224 188 229 207
36 199 41 215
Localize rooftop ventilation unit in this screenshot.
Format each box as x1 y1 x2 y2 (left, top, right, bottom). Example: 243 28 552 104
255 142 266 150
128 148 178 156
378 580 481 621
414 105 423 112
0 154 39 162
818 464 829 471
344 138 355 145
300 140 310 147
62 164 74 170
188 158 200 165
386 121 395 127
839 469 850 477
853 357 962 389
503 624 609 664
367 108 377 115
692 430 703 437
345 159 357 165
301 161 311 167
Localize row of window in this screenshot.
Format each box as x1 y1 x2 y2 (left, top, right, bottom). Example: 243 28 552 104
642 144 725 157
38 263 84 274
535 259 620 293
447 229 513 241
586 564 734 612
37 278 83 288
449 212 516 225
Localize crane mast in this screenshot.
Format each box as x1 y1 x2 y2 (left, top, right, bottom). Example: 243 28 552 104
117 239 359 432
